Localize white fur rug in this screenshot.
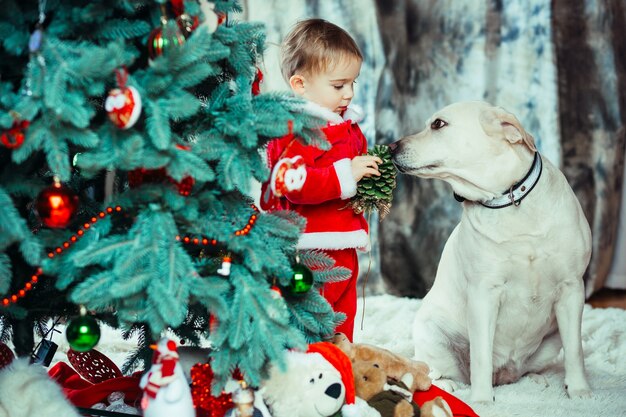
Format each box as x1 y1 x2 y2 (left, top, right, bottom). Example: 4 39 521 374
38 294 626 417
354 295 626 417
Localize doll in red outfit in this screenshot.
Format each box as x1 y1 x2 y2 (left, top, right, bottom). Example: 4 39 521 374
260 18 381 342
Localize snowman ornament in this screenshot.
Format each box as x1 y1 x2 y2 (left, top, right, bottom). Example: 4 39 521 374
139 338 194 417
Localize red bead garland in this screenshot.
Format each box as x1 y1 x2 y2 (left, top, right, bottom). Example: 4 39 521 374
178 205 259 243
1 206 121 307
2 204 261 307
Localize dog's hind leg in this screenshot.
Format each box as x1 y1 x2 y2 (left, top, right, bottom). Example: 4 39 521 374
524 331 562 374
521 331 563 388
555 280 591 398
412 317 467 386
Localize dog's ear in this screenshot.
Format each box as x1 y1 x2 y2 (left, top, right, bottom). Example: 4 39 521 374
479 107 537 152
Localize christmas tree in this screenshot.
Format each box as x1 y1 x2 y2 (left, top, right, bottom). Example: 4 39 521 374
0 0 348 394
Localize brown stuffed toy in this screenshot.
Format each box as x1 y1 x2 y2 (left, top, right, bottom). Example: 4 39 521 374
353 360 419 417
332 333 452 417
330 333 431 393
354 361 454 417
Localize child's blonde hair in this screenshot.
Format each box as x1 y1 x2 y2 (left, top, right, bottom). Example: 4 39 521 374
280 18 363 82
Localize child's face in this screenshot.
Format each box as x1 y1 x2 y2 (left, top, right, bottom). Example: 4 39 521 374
296 56 362 114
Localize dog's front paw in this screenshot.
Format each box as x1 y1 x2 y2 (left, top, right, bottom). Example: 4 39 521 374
566 385 592 399
470 387 495 403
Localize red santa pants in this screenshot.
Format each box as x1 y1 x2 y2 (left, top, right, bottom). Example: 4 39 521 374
321 248 358 342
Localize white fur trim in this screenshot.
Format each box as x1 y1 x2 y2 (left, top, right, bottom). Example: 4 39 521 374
342 104 364 123
294 101 364 126
296 101 344 124
334 158 357 200
297 230 369 251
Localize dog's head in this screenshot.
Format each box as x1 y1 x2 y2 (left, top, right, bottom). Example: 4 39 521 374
390 101 536 202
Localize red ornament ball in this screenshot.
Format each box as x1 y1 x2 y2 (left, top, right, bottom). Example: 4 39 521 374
35 183 79 228
105 86 142 129
148 20 186 60
1 120 29 149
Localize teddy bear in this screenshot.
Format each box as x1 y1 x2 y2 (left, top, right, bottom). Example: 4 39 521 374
353 360 452 417
260 342 377 417
261 349 345 417
330 333 432 393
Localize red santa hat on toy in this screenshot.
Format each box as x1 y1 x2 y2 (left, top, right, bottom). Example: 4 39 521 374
307 342 359 417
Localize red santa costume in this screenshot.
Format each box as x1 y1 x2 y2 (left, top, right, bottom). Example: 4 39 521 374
261 101 369 341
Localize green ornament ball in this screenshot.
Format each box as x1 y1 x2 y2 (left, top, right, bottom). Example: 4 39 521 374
288 264 314 296
66 314 101 352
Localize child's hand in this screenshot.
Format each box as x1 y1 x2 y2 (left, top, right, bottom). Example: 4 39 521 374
351 155 382 182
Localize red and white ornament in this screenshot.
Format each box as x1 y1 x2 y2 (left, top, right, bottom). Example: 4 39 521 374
270 155 307 197
1 119 29 149
252 67 263 96
105 68 142 129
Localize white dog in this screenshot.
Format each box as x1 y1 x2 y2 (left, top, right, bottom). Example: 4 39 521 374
389 101 591 402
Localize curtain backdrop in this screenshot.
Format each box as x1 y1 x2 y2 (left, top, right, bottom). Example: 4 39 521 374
243 0 626 298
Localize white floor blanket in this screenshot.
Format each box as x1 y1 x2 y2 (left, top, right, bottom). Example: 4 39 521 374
354 295 626 417
44 294 626 417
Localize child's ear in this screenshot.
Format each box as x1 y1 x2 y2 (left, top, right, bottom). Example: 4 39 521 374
289 74 306 96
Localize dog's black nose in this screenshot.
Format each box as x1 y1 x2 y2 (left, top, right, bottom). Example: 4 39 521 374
325 383 342 399
388 141 399 153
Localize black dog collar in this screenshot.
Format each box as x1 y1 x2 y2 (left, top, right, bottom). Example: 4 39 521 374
454 152 542 209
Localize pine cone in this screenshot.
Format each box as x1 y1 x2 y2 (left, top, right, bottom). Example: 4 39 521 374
348 144 397 220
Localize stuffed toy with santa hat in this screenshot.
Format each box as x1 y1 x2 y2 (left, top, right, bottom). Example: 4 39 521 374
260 342 378 417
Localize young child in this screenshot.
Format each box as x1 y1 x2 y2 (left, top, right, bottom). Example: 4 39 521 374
260 18 381 341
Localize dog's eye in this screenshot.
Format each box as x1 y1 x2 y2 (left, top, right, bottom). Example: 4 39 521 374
430 118 447 130
309 378 315 384
318 373 323 379
362 376 368 381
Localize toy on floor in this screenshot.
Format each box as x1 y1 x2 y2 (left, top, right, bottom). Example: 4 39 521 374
331 332 431 393
332 333 479 417
353 360 451 417
140 337 195 417
261 342 373 417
